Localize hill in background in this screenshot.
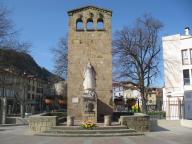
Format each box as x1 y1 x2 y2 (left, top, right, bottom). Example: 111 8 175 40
0 49 63 82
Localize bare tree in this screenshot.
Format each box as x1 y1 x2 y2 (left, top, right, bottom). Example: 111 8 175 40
52 37 68 79
113 14 163 113
0 67 27 120
0 5 30 53
0 6 13 39
14 75 28 118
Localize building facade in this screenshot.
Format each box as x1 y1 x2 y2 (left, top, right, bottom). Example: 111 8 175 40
0 67 53 124
112 82 124 99
26 75 44 114
113 81 162 112
113 81 141 112
0 67 27 123
163 27 192 119
146 88 163 111
113 81 140 99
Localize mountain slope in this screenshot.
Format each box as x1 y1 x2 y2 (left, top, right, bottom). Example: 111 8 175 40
0 48 61 81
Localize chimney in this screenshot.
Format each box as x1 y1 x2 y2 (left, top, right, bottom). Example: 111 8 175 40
184 27 190 35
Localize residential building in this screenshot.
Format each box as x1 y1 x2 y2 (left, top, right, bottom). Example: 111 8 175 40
122 81 140 100
113 81 163 112
26 75 44 114
112 82 124 99
113 81 141 99
146 88 163 111
0 66 53 124
113 81 141 111
0 67 27 123
163 27 192 119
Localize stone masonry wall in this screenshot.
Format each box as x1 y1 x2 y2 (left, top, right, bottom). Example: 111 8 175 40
29 115 57 133
120 113 150 132
67 6 113 121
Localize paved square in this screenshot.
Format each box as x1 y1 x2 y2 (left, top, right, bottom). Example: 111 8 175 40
0 125 192 144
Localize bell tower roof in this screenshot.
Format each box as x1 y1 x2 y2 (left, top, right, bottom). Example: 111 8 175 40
68 5 112 16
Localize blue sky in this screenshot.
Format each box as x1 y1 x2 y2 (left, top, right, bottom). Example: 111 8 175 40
1 0 192 87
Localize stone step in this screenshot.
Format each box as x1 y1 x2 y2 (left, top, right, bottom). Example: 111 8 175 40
45 128 136 134
51 125 127 130
35 132 144 137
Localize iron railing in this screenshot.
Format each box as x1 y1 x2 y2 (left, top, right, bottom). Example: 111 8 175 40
147 100 184 120
114 99 184 120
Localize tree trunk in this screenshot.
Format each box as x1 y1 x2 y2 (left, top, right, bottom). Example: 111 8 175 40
141 88 147 113
20 104 25 118
1 97 7 124
140 76 147 113
142 98 147 113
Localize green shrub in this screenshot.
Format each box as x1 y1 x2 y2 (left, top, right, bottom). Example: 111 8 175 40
147 111 166 117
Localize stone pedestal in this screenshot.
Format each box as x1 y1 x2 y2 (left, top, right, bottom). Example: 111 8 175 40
67 116 74 126
104 115 111 126
82 92 97 123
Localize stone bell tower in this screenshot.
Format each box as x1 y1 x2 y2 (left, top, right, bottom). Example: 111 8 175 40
67 6 113 122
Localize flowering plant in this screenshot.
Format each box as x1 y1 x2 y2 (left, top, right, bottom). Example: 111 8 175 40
80 120 97 129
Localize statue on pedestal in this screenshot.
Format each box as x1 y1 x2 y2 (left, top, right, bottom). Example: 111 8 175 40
83 62 96 113
83 62 96 92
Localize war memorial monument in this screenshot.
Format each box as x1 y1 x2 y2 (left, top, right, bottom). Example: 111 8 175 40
67 6 113 122
28 6 150 136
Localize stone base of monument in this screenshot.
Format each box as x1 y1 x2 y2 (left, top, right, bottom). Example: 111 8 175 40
83 112 96 123
82 90 97 123
34 122 144 137
33 117 145 137
29 113 148 137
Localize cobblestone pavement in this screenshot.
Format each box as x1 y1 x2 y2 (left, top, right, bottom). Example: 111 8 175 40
0 125 192 144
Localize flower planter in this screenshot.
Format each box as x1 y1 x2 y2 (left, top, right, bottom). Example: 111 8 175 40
80 120 97 129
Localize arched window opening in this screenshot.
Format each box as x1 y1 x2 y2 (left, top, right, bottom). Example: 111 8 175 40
89 13 94 18
76 18 83 30
87 18 94 30
97 18 104 30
